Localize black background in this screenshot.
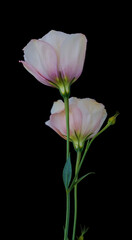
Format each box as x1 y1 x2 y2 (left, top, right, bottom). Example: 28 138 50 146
4 1 127 239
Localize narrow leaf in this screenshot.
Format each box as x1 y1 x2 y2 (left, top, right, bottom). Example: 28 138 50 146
62 154 72 190
72 172 95 189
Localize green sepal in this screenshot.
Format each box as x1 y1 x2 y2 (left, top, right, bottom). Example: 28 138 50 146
63 154 72 190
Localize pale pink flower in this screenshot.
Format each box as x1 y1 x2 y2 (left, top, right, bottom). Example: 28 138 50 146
45 97 107 150
20 30 87 95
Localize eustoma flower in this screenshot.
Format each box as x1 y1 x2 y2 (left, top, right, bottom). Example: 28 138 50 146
45 97 107 150
20 30 87 96
19 28 119 240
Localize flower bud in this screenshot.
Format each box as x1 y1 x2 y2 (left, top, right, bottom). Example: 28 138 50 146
108 112 120 125
78 236 84 240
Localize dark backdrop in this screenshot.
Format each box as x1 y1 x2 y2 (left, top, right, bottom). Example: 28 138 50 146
5 1 126 239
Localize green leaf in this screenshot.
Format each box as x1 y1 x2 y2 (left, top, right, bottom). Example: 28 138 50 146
71 172 95 190
63 154 72 190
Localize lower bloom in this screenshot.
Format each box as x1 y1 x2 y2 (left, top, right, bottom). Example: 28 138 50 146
45 97 107 150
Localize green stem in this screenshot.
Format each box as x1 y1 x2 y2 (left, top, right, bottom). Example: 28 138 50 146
68 122 112 193
64 192 70 240
78 122 111 173
64 96 70 160
64 95 70 240
72 150 82 240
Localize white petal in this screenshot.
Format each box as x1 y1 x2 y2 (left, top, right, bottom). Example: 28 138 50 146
90 109 107 137
41 30 69 57
76 98 107 136
59 33 87 80
69 97 79 104
51 99 65 114
23 39 58 81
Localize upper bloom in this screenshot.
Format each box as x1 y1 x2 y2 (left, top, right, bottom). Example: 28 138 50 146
20 30 87 96
45 97 107 150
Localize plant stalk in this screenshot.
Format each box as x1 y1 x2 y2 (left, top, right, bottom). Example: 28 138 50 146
64 95 70 240
72 149 81 240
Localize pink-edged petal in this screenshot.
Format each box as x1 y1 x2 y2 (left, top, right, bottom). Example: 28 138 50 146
23 39 59 81
41 30 69 58
45 120 66 140
20 61 52 87
59 34 87 81
46 111 67 138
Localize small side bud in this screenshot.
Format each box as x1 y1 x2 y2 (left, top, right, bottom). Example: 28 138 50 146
108 111 120 125
77 236 83 240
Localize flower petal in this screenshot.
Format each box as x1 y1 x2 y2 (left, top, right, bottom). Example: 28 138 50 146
41 30 69 57
77 98 107 137
59 34 87 81
45 120 66 140
45 111 67 139
20 61 52 87
50 99 65 114
69 105 82 137
89 109 107 137
23 39 58 81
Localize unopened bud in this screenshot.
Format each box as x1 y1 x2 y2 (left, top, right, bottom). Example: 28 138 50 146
78 236 84 240
78 236 83 240
108 111 120 125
